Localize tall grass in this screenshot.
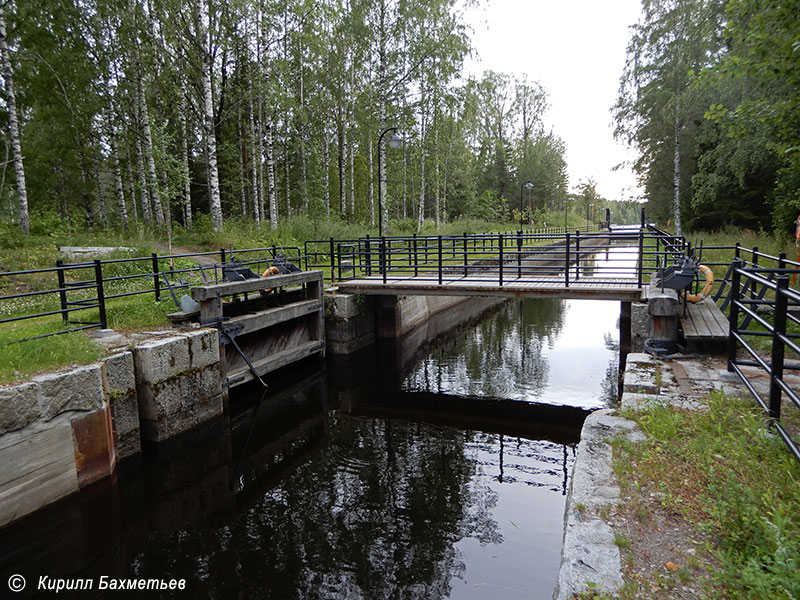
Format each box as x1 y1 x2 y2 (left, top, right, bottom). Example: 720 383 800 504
616 392 800 599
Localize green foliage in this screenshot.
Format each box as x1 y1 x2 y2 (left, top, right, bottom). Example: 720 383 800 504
0 322 104 385
617 391 800 599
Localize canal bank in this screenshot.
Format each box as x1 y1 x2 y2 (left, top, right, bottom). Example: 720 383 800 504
0 289 512 528
553 353 748 599
2 295 624 599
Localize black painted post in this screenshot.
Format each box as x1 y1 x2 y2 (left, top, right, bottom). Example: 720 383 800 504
727 259 741 372
565 232 570 288
770 275 789 421
438 235 443 285
329 237 336 284
640 206 645 229
637 227 644 288
365 234 372 276
498 234 504 287
94 260 107 329
734 242 740 260
517 230 523 279
463 232 468 277
381 237 387 284
152 253 161 301
575 230 581 280
56 259 68 323
413 233 419 277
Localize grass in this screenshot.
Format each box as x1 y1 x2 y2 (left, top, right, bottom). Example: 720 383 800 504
0 320 104 384
613 391 800 599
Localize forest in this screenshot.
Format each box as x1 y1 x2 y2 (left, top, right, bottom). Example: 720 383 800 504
0 0 589 238
614 0 800 236
1 0 796 240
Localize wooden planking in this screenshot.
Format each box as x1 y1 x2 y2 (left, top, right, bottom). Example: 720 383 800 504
681 298 729 341
226 340 325 387
337 274 641 301
191 270 323 301
223 299 322 338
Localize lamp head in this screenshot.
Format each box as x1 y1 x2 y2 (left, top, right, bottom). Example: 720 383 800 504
388 133 403 149
524 181 533 190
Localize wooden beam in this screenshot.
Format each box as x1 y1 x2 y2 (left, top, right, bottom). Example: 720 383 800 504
191 270 323 301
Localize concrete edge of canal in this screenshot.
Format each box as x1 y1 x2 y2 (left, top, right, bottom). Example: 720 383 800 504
553 352 745 599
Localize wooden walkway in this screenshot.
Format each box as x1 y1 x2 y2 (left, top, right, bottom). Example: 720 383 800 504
337 273 644 302
680 297 729 342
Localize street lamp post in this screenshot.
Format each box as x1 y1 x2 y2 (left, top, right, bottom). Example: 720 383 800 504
519 180 533 229
586 202 594 230
377 127 402 238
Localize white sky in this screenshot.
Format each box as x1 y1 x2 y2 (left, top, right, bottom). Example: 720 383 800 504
464 0 643 201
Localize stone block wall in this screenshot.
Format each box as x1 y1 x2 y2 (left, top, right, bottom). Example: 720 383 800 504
133 329 224 443
0 328 224 528
0 364 115 527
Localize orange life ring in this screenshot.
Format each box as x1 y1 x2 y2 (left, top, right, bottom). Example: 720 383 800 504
686 264 714 303
260 266 280 295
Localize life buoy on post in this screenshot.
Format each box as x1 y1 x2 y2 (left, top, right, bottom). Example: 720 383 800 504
260 266 281 295
686 264 714 303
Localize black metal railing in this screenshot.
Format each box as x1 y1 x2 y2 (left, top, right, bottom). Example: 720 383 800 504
304 227 665 288
0 245 302 344
727 259 800 461
0 261 106 343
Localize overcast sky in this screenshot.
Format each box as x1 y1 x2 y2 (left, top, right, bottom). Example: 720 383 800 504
464 0 643 201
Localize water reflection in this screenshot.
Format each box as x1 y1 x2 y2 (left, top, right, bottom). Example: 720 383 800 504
0 294 622 599
403 298 619 409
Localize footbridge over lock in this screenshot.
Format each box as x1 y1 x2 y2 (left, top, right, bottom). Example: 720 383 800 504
331 228 649 302
308 223 716 378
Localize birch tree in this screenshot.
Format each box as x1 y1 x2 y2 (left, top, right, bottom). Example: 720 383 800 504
0 1 29 234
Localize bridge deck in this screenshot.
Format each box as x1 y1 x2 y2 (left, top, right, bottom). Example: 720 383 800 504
337 274 644 301
680 297 729 342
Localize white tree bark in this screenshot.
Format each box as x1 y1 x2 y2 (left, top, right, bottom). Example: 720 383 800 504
106 109 128 229
196 0 223 231
368 135 374 227
135 131 152 222
673 111 682 236
323 134 330 215
0 3 29 234
178 94 192 230
137 75 164 226
265 122 277 229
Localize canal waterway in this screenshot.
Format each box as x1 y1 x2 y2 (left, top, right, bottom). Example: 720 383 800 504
0 296 621 599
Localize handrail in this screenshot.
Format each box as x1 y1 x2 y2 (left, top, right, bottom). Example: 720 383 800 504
727 260 800 461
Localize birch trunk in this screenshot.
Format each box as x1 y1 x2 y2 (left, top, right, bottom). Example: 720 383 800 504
135 131 152 222
323 135 330 215
196 0 223 231
434 127 440 229
125 143 138 225
178 95 192 230
348 129 354 218
93 157 108 228
265 122 277 229
368 136 374 227
0 3 29 234
137 75 164 227
672 111 682 237
284 142 290 217
106 110 128 229
248 90 260 223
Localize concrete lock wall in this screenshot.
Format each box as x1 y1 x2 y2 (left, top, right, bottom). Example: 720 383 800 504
0 328 224 528
0 364 115 527
132 329 224 443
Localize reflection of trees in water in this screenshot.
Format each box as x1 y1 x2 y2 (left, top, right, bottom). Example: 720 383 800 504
404 299 566 399
601 332 620 405
130 416 502 599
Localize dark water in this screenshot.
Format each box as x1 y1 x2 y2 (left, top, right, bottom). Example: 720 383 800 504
0 297 620 599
